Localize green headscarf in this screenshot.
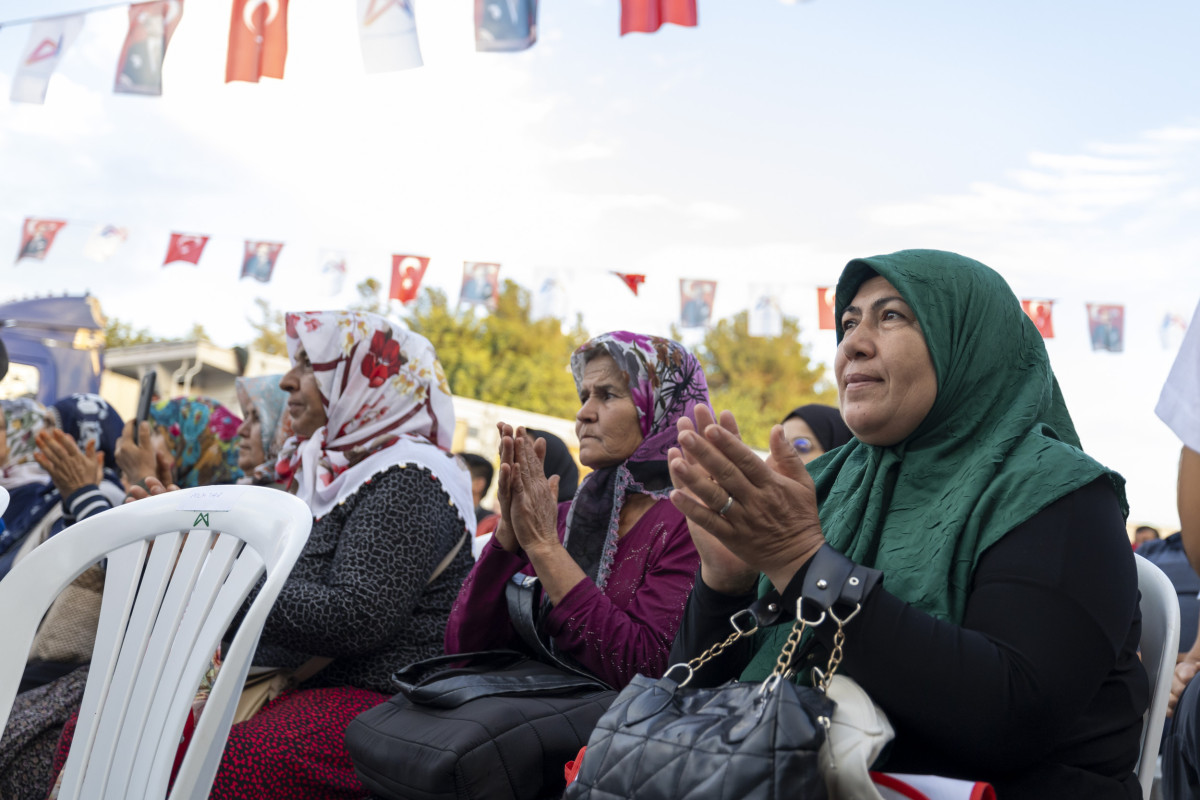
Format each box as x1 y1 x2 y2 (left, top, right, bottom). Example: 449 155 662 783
741 249 1126 681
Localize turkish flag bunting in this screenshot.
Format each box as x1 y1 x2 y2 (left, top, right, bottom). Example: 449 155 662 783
390 254 430 304
620 0 697 35
1086 303 1124 353
163 232 209 266
226 0 289 83
1020 299 1055 338
612 271 646 296
15 218 67 263
817 287 837 331
114 1 184 96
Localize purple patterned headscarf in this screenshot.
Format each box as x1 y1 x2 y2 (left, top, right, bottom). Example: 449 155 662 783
564 331 709 588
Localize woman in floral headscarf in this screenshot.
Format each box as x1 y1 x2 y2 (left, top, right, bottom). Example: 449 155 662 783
445 331 707 689
115 396 243 489
0 398 52 548
204 310 476 800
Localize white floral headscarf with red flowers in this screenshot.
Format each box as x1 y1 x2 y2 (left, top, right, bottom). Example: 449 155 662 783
274 310 475 532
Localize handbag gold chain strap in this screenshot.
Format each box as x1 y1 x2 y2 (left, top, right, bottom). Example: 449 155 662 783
672 600 860 694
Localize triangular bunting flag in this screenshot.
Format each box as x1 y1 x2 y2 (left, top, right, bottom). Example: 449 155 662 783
612 272 645 296
163 232 209 266
11 16 85 104
115 1 184 96
390 254 430 304
358 0 423 72
16 218 68 262
227 0 289 83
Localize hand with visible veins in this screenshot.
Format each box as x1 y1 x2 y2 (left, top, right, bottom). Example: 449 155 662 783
668 405 825 593
506 428 561 559
35 428 103 498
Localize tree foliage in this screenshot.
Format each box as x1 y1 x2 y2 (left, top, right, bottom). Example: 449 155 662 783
104 318 169 349
681 312 836 450
247 298 287 356
405 280 589 419
350 278 387 316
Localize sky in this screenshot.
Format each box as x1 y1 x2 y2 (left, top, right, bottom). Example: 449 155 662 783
0 0 1198 528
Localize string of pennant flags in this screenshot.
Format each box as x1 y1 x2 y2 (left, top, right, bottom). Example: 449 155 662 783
13 215 1189 350
2 0 703 104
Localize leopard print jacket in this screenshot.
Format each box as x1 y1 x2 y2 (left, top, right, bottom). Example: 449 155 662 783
248 462 473 694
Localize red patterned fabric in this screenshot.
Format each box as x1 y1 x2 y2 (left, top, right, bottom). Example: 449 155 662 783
50 687 390 800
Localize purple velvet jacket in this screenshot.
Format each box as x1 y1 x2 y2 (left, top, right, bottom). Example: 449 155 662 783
444 498 700 689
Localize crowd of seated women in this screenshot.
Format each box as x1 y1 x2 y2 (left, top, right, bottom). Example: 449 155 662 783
0 248 1156 800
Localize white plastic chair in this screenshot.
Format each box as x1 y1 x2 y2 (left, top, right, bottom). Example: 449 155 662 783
0 484 312 800
1134 553 1181 800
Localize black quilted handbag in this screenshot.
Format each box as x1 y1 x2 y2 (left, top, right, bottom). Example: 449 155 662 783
345 649 617 800
564 566 874 800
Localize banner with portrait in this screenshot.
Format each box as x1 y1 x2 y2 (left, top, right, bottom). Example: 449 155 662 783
115 1 184 96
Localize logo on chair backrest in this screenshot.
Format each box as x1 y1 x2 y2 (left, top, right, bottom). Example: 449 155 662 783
194 512 210 527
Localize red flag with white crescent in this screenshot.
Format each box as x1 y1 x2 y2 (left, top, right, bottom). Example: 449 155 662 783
817 287 837 330
162 232 209 266
226 0 289 83
1020 299 1055 338
15 218 67 263
612 272 645 296
390 255 430 304
620 0 696 35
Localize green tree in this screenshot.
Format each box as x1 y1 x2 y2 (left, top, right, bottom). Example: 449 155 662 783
350 278 387 316
104 318 166 348
247 297 287 355
406 281 588 418
680 312 836 450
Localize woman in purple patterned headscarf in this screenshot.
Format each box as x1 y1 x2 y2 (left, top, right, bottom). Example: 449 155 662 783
446 331 708 689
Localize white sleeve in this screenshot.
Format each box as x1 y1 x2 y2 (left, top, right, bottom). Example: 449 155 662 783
1157 300 1200 452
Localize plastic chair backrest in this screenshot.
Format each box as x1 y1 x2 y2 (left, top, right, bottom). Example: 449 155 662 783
0 484 312 800
1134 553 1181 799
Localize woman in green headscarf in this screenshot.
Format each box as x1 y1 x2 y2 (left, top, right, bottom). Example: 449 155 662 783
667 250 1147 798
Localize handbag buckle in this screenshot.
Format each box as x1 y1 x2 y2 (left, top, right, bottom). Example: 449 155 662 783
664 662 695 686
729 608 759 636
795 596 827 627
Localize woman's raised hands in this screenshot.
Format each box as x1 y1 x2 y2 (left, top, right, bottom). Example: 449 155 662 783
668 405 826 593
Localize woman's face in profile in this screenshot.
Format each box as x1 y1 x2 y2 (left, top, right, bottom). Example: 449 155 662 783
575 354 643 470
280 345 329 438
236 407 265 472
834 275 937 446
781 416 824 464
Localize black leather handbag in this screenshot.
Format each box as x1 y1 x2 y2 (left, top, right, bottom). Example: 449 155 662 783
345 650 615 800
564 548 882 800
345 576 616 800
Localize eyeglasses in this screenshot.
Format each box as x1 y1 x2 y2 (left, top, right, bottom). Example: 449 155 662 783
792 437 815 454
